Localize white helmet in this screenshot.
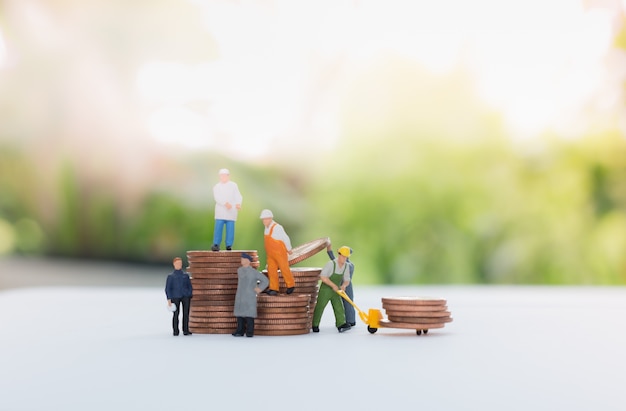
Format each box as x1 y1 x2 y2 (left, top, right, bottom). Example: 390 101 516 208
259 209 274 219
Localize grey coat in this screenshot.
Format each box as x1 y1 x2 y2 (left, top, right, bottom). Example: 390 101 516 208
234 266 269 318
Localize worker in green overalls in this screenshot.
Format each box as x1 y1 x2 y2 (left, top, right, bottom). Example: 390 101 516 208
312 246 353 333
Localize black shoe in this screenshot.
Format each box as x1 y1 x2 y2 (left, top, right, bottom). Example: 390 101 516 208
232 332 244 337
312 326 319 333
338 323 352 333
265 290 278 296
226 246 232 251
184 332 192 336
173 331 179 336
349 322 356 327
286 287 295 294
246 334 253 337
211 244 220 252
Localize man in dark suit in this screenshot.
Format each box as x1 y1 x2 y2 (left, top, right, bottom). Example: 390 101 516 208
165 257 193 336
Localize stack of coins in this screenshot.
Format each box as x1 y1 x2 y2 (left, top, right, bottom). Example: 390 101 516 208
256 294 311 336
380 297 453 334
186 250 260 334
266 267 321 330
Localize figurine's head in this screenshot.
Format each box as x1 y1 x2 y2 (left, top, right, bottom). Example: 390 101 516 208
337 246 352 263
218 168 230 183
172 257 183 270
241 253 254 267
259 209 274 227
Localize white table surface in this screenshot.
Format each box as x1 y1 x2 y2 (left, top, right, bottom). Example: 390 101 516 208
1 283 624 411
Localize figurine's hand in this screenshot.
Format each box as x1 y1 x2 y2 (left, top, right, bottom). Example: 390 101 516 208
326 244 332 252
288 250 293 255
254 287 262 294
225 202 233 210
235 204 241 210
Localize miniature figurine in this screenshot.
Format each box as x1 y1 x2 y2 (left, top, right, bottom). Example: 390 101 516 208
165 257 193 336
327 244 356 327
212 168 243 251
312 246 352 333
233 253 270 337
259 209 295 295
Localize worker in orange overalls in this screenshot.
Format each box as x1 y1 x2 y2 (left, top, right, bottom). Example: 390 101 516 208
260 209 295 295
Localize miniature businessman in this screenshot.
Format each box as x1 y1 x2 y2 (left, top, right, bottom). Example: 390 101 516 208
165 257 193 336
312 246 352 333
259 209 295 295
327 244 356 327
233 253 270 337
212 168 243 251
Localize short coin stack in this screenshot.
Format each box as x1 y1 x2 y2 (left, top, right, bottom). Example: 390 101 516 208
187 250 260 334
261 267 322 332
380 297 453 335
255 294 312 336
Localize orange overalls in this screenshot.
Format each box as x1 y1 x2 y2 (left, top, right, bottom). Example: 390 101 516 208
264 222 295 292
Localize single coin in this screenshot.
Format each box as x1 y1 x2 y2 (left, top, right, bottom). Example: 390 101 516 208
188 327 234 333
254 323 311 330
188 299 234 306
254 329 310 336
383 310 451 318
379 319 446 330
381 297 447 306
388 316 453 324
288 238 330 265
256 313 310 319
258 307 309 314
255 318 310 325
381 304 448 312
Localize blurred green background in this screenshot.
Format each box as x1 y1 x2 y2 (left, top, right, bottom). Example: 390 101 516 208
1 0 625 285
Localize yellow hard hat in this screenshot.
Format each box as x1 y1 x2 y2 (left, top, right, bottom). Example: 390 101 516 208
338 246 352 257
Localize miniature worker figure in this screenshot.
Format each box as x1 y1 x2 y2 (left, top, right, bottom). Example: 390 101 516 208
259 209 295 295
165 257 193 336
233 253 270 337
212 168 243 251
327 244 356 327
312 246 353 333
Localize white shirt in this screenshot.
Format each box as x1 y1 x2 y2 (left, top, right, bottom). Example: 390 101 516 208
213 181 243 221
320 259 351 282
264 222 292 251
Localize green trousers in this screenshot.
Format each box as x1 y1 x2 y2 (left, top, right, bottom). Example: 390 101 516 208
312 273 346 327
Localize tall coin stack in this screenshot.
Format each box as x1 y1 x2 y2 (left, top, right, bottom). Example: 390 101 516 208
380 297 453 335
186 250 260 334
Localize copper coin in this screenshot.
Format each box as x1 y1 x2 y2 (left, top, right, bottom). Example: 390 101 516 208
257 294 311 303
255 318 310 325
256 313 310 319
388 316 453 324
187 250 258 256
190 262 258 268
189 327 233 334
382 304 448 312
258 307 309 314
189 321 236 328
379 319 446 330
188 299 234 306
191 279 239 286
186 266 239 273
384 310 451 318
193 290 236 297
254 323 311 330
191 283 237 290
187 274 238 281
288 238 330 265
381 297 447 306
254 329 310 336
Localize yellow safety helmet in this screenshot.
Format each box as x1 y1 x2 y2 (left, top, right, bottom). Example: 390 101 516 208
338 246 352 257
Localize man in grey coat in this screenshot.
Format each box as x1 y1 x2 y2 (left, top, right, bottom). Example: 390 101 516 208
233 253 269 337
